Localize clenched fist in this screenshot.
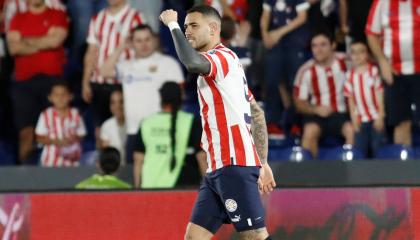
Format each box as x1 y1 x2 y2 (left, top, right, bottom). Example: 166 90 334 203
159 9 178 26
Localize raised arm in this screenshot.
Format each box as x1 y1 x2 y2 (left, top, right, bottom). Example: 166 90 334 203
159 9 211 75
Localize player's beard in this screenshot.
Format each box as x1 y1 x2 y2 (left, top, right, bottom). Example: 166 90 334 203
194 40 210 52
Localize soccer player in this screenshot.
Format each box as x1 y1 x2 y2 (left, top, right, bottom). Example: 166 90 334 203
160 5 276 240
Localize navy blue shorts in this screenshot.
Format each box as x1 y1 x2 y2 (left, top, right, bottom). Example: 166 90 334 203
190 166 265 233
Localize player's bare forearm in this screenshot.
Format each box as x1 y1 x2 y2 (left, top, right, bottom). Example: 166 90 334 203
133 152 144 188
160 9 210 74
250 99 268 164
24 27 67 50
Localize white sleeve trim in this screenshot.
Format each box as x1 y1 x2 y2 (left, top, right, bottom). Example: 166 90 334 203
262 3 272 11
168 21 181 31
296 2 310 12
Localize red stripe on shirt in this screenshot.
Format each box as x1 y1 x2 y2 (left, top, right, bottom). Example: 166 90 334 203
215 51 229 78
365 0 381 35
412 0 420 73
52 110 60 167
359 74 373 121
231 125 246 166
104 22 115 59
204 76 231 167
115 8 130 49
326 67 337 111
390 0 402 73
311 66 321 105
98 13 107 43
130 12 142 28
371 84 380 117
219 49 235 59
42 111 51 166
199 91 216 171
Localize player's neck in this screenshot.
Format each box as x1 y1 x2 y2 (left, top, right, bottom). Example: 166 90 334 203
108 2 126 15
29 4 46 14
199 39 221 52
161 105 174 113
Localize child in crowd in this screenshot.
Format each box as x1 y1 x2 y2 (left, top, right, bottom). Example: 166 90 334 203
35 81 86 167
344 40 385 157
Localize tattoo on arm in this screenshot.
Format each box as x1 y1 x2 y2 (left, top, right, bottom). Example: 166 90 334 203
250 100 268 164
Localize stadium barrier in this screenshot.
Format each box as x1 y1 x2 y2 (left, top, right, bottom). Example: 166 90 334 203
1 188 419 239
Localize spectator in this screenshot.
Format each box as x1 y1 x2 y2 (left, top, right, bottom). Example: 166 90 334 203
366 0 420 146
294 32 354 157
75 147 131 189
260 0 310 137
100 24 184 164
133 82 206 189
221 16 251 69
4 0 65 30
205 0 249 22
6 0 68 163
307 0 338 35
82 0 143 146
245 0 264 99
128 0 162 33
99 88 127 165
338 0 373 42
344 40 384 157
35 81 86 167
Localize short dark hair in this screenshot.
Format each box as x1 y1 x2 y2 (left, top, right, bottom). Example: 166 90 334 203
221 16 236 41
187 5 222 22
350 38 368 48
311 30 335 44
49 80 71 95
99 147 121 175
131 24 155 36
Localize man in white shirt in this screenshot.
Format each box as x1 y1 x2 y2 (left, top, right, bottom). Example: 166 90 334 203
100 24 184 163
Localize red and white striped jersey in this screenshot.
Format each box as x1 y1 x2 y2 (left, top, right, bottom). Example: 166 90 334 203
366 0 420 75
4 0 65 30
344 64 383 122
87 4 143 84
35 107 87 167
198 43 261 172
294 53 348 112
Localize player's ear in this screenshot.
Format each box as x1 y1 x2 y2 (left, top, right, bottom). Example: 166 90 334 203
209 21 218 36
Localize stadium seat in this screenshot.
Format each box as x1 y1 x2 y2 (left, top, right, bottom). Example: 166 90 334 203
268 136 296 149
318 144 365 161
0 141 16 165
319 136 345 148
375 144 414 160
268 146 312 162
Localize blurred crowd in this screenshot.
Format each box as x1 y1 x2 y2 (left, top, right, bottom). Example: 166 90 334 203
0 0 419 188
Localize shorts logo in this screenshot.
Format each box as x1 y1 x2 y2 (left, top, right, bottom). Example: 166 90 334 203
231 215 241 223
225 199 237 212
